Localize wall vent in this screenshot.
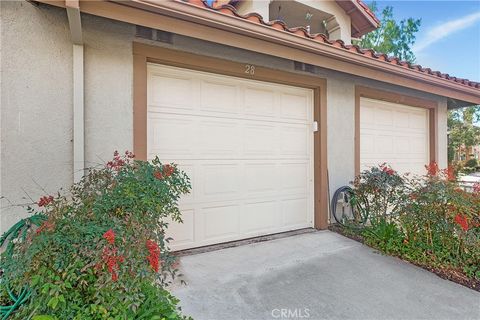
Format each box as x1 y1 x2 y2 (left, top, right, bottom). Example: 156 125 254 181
135 26 173 44
294 61 315 74
135 25 153 39
156 30 173 44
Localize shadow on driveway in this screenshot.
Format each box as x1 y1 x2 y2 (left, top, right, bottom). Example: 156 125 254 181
171 231 480 320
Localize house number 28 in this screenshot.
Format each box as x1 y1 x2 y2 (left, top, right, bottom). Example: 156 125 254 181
245 64 255 75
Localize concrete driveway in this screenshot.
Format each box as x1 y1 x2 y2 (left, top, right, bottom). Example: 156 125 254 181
171 231 480 320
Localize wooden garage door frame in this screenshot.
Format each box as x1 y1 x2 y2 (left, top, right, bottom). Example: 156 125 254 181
132 42 328 230
354 85 438 175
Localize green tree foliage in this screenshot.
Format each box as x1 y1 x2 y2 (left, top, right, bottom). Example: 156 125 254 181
354 1 421 63
448 106 480 163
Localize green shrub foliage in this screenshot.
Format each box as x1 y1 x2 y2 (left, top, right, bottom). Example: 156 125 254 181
352 162 480 280
0 151 191 319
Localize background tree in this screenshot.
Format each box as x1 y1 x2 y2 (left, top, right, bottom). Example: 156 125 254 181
448 106 480 163
354 1 421 63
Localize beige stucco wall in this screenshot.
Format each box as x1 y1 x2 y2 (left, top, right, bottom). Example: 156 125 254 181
1 1 449 231
1 1 73 230
82 14 134 167
0 2 134 232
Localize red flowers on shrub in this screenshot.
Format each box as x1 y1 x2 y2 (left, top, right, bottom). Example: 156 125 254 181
454 214 469 232
163 164 175 178
101 246 124 282
100 229 124 281
146 239 161 272
103 229 115 245
154 171 163 180
425 161 439 177
474 183 480 193
443 166 456 181
37 195 54 207
153 164 175 180
124 150 135 159
381 166 395 176
36 220 55 234
106 150 135 170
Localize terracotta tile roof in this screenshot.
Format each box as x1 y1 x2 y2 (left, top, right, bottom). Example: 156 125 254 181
183 0 480 89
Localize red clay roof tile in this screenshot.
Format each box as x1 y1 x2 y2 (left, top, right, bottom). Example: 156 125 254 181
183 0 479 89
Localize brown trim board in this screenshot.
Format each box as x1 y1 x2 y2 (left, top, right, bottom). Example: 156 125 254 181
133 43 329 230
354 86 438 175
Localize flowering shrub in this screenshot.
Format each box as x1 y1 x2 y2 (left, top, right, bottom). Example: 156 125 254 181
396 162 480 279
352 163 406 223
351 162 480 283
0 151 191 319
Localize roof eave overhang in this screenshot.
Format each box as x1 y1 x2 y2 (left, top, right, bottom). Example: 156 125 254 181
37 0 480 106
335 0 379 38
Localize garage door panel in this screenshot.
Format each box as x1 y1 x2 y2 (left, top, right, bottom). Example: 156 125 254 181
280 162 309 195
202 163 240 197
244 163 278 193
411 139 427 154
280 93 309 120
282 198 309 226
200 81 238 114
202 204 240 240
244 87 275 116
410 113 427 129
166 209 196 246
199 120 240 156
375 136 394 154
148 64 314 250
394 136 410 154
241 201 277 234
360 97 429 175
360 105 376 126
149 116 194 158
149 74 194 109
280 125 310 156
243 124 277 155
394 111 410 128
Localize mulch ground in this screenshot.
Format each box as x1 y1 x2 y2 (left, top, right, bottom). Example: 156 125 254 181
328 224 480 292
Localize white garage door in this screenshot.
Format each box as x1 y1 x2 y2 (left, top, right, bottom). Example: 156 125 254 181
147 64 314 250
360 97 429 175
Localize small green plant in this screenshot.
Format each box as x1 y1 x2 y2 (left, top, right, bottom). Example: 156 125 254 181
0 151 191 319
362 218 404 255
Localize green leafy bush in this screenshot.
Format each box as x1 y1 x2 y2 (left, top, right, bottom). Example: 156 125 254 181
0 151 191 319
352 162 480 280
460 158 480 174
464 158 478 169
352 163 406 223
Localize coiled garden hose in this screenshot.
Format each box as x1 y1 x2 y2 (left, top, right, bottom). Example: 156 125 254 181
331 186 369 226
0 214 46 319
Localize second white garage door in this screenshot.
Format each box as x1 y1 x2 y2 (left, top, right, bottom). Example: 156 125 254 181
147 64 314 250
360 97 430 175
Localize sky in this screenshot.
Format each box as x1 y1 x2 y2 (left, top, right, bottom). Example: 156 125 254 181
371 1 480 82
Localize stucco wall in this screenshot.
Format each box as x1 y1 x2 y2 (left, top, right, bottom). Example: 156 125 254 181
82 14 134 167
1 2 449 231
1 1 73 231
0 2 134 232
